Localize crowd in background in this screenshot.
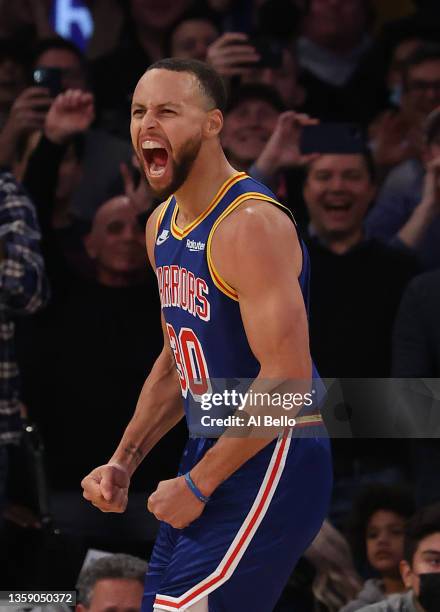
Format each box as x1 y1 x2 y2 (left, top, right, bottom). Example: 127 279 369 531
1 0 440 610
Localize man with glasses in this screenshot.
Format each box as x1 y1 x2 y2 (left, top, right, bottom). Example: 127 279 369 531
366 45 440 270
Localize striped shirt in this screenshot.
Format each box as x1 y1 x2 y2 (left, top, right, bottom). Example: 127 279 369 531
0 171 49 445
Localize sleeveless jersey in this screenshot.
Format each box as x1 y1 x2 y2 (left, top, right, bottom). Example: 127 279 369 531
154 172 321 429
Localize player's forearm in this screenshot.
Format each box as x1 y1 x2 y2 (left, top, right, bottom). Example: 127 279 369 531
109 348 183 477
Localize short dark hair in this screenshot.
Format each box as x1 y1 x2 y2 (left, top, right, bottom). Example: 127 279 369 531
402 42 440 90
226 83 286 114
167 7 221 55
349 485 415 564
404 502 440 565
76 553 147 607
33 36 85 67
305 149 376 183
145 58 227 113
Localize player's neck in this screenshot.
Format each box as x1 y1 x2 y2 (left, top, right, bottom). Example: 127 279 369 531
174 147 237 225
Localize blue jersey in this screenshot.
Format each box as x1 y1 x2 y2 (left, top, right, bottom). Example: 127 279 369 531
145 172 332 612
154 172 321 426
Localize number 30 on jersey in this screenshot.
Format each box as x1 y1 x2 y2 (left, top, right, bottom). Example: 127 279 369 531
166 323 211 400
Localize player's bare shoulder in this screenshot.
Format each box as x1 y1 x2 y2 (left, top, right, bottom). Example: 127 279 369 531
145 200 170 267
210 199 302 289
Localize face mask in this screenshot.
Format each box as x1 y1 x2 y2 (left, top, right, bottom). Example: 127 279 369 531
418 572 440 612
389 83 402 107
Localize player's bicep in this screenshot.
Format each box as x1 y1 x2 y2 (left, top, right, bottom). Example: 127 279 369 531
214 203 311 378
240 271 311 379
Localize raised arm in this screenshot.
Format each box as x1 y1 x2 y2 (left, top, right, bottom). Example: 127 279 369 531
81 205 184 513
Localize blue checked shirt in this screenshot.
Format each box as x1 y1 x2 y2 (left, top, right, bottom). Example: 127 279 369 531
0 172 49 445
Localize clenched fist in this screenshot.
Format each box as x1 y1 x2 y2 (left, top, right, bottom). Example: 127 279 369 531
81 463 130 513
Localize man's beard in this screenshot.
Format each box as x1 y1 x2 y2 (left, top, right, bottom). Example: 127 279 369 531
147 136 202 201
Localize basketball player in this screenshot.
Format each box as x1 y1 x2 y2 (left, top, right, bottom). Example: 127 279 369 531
81 59 332 611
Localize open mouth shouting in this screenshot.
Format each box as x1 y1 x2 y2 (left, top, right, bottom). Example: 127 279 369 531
141 139 170 180
322 197 354 214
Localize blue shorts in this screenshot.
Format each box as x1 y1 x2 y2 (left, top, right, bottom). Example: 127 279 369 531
142 429 332 611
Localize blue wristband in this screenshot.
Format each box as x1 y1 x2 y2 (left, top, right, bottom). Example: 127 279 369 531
184 472 210 504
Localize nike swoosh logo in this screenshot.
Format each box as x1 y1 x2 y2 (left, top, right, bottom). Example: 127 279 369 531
156 230 169 245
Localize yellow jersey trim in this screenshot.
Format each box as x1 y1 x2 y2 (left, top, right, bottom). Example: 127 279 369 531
207 192 288 301
155 196 173 240
170 172 247 240
294 414 323 426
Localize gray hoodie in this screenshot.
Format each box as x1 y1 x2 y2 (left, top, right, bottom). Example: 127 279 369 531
340 579 387 612
356 590 419 612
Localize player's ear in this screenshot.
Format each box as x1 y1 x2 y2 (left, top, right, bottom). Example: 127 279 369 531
204 109 223 138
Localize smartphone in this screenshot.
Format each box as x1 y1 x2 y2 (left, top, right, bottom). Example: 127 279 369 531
33 67 63 97
300 123 366 154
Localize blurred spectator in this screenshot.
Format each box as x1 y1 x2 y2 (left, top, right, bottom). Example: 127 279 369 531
222 83 315 225
83 195 149 287
207 32 260 79
296 0 387 125
0 0 54 46
386 37 422 108
222 83 285 174
29 38 133 222
299 0 373 64
91 0 191 137
207 33 306 110
240 44 307 110
392 269 440 377
399 43 440 137
21 89 95 277
34 38 89 92
169 9 220 61
76 553 147 612
392 269 440 512
303 150 418 377
366 94 440 270
369 36 423 174
305 520 363 612
303 146 416 528
341 485 415 612
357 501 440 612
0 40 52 179
0 171 48 532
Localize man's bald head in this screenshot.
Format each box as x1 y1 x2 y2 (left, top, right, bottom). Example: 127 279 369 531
85 196 147 286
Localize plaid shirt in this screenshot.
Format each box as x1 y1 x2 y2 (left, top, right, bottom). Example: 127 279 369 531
0 172 49 445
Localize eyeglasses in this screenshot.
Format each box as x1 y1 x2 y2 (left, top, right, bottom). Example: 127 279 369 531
407 80 440 94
